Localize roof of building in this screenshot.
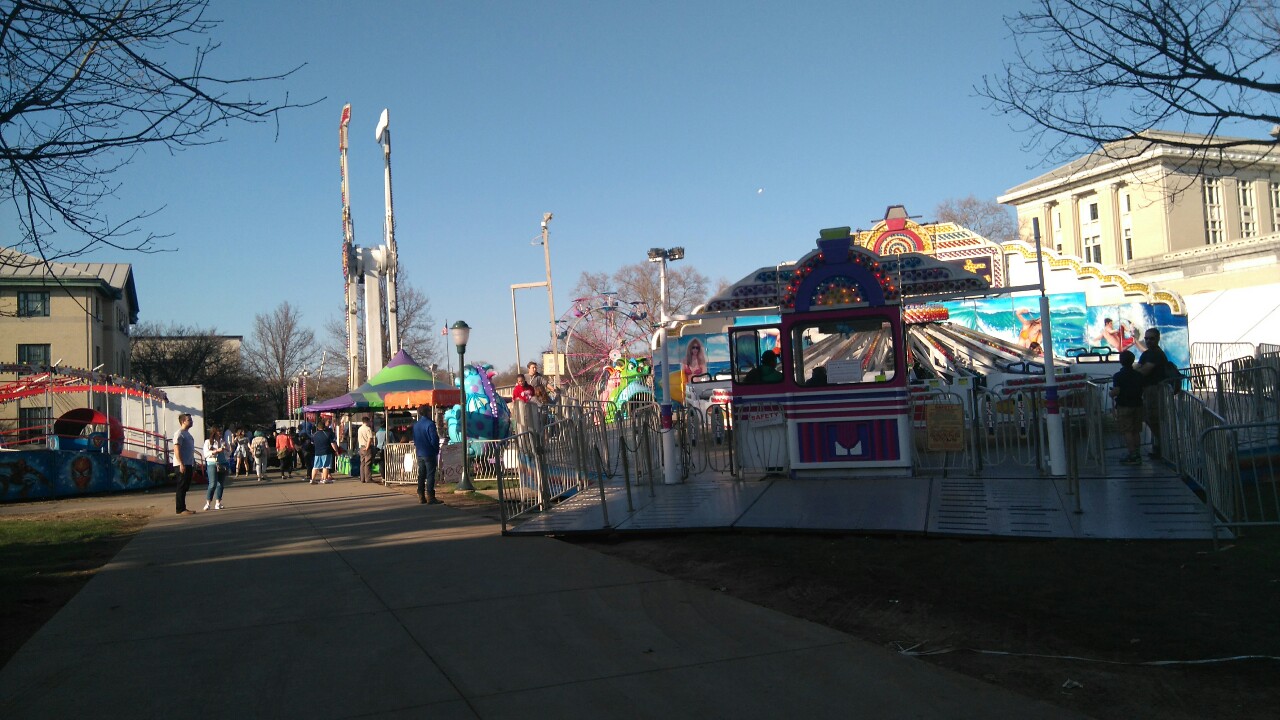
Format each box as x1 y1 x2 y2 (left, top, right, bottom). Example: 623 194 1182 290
999 129 1280 203
0 247 140 322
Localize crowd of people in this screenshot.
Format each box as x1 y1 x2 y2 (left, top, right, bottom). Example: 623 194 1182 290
170 360 558 515
170 418 393 515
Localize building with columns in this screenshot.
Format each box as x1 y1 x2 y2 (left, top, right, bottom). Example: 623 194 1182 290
999 130 1280 348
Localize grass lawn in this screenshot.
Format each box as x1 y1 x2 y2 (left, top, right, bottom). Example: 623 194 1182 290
0 512 151 667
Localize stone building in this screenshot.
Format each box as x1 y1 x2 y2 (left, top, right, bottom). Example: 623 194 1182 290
999 130 1280 347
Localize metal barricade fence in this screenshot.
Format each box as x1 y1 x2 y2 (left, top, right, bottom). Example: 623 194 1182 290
731 401 788 477
1191 342 1255 370
382 442 417 485
975 380 1103 474
909 389 973 475
1200 421 1280 547
674 402 735 477
494 398 664 531
974 388 1040 469
1218 365 1279 424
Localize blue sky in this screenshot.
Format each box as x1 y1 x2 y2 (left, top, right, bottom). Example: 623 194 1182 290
70 0 1039 369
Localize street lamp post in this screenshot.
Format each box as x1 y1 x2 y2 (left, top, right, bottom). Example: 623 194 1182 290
451 320 475 492
647 246 684 485
540 213 558 384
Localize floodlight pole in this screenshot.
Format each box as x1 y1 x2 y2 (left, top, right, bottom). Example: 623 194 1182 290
540 213 558 382
649 247 684 485
1032 218 1067 476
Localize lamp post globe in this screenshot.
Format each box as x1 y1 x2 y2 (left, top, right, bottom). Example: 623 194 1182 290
450 321 475 491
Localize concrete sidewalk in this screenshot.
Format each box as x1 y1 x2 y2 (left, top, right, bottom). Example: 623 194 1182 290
0 477 1086 719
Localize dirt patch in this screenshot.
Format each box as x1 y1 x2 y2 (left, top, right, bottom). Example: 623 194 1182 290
569 531 1280 720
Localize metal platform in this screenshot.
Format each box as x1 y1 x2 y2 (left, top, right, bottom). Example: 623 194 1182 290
508 460 1218 540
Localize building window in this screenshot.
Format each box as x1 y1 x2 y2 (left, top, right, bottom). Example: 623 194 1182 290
1239 181 1257 238
1052 211 1062 230
1271 182 1280 232
1123 228 1133 261
17 343 51 367
1083 235 1103 264
1122 193 1131 214
17 291 50 317
18 406 51 444
1204 177 1224 244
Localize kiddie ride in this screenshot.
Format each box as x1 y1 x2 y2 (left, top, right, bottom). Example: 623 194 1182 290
692 227 1028 478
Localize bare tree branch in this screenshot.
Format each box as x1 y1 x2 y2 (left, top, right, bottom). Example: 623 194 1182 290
979 0 1280 173
1 0 319 266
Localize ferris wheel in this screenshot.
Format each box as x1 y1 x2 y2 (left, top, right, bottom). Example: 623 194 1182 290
557 294 652 394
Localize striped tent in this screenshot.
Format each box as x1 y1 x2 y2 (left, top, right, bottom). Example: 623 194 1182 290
301 349 459 412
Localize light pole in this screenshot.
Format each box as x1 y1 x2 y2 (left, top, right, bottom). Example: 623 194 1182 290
647 246 684 485
540 213 558 384
451 320 475 492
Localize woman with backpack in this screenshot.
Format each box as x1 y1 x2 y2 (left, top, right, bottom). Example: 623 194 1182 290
250 430 269 481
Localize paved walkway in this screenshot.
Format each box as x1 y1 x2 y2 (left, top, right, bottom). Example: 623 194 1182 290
0 476 1086 719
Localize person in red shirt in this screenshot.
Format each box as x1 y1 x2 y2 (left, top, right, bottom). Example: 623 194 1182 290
274 429 296 479
512 374 533 403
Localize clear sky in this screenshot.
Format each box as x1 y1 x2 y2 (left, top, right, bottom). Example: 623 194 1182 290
69 0 1040 370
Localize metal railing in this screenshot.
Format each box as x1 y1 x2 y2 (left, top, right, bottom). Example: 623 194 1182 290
910 389 974 475
1200 421 1280 547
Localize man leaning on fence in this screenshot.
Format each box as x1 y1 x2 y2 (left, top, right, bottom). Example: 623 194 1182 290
1136 328 1169 460
413 406 442 505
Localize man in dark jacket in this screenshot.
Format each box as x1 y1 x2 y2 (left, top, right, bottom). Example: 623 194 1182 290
1110 350 1144 464
1136 328 1170 459
412 406 442 505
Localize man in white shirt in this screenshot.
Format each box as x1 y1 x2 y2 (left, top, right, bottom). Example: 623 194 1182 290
172 413 197 515
358 415 377 483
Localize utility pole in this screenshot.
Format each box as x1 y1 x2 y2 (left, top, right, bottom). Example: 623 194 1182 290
540 213 558 383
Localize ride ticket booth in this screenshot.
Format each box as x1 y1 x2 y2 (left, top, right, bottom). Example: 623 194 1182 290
730 229 914 476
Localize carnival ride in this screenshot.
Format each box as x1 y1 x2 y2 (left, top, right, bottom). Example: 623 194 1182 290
0 363 171 501
339 104 401 389
556 293 655 407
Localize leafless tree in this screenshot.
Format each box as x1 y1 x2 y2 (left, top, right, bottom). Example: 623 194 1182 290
1 0 314 267
129 321 271 426
572 261 713 321
242 301 316 393
933 196 1019 243
562 262 712 387
980 0 1280 169
322 271 442 383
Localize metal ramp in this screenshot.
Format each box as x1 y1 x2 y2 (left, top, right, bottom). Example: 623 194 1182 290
506 462 1220 540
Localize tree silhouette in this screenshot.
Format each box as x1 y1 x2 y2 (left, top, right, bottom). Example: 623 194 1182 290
981 0 1280 171
1 0 315 266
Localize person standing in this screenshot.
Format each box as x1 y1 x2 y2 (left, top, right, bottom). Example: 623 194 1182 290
1136 328 1169 459
526 361 548 398
172 413 197 515
296 430 314 476
512 374 533 403
357 415 377 484
250 430 269 481
275 429 296 479
203 428 227 510
412 405 442 504
1110 350 1145 465
310 421 339 484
